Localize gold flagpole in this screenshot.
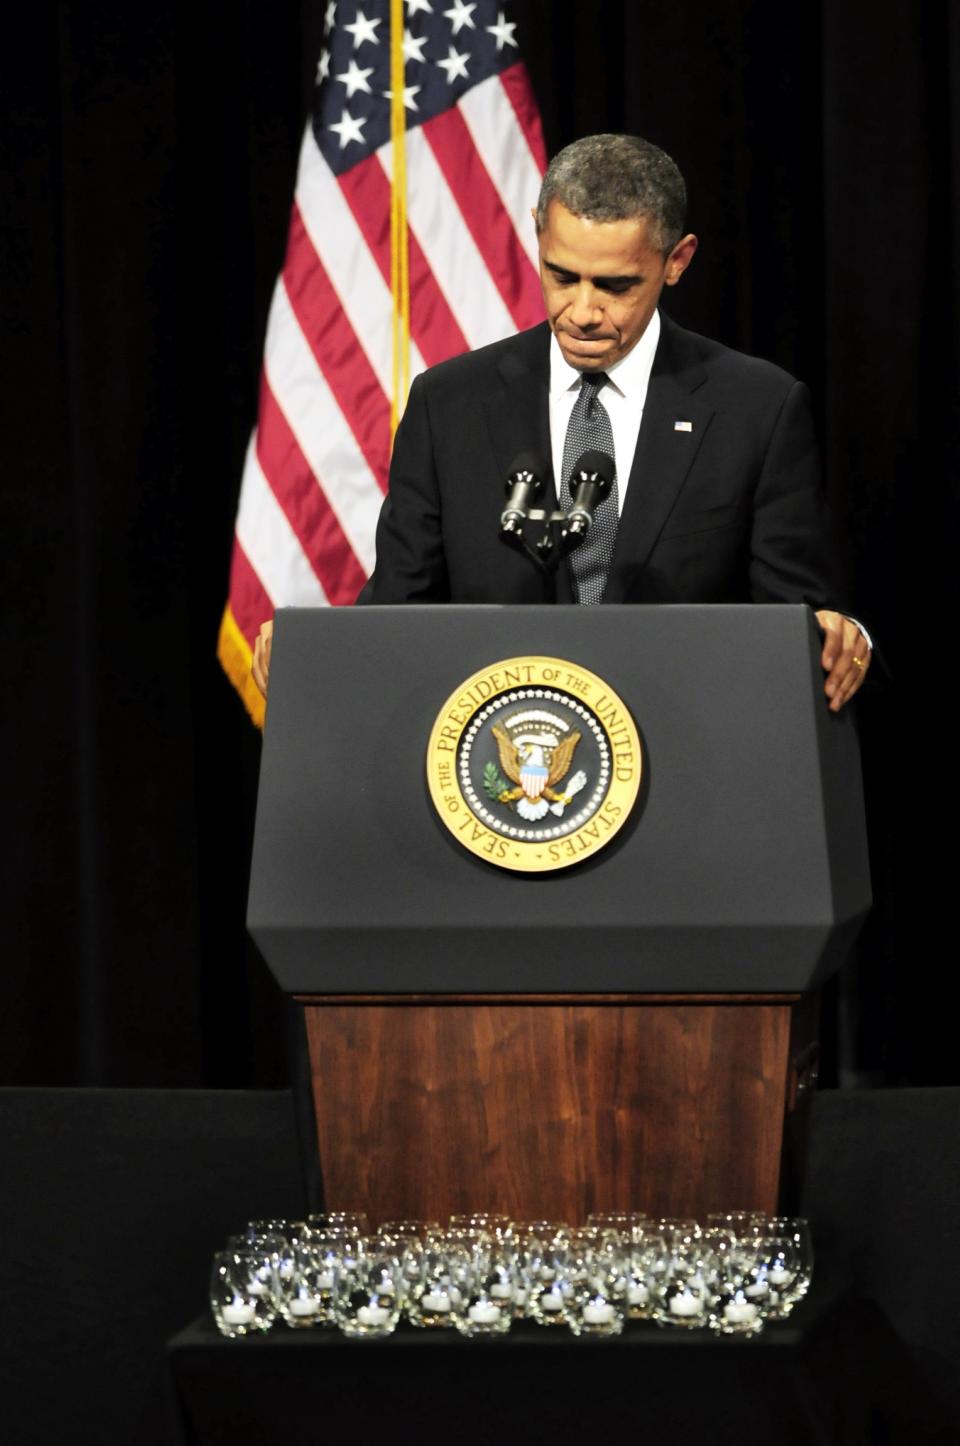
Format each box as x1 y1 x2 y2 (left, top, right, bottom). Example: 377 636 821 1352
389 0 410 438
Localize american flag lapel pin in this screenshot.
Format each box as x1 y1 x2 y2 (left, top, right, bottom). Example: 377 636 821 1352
674 420 693 432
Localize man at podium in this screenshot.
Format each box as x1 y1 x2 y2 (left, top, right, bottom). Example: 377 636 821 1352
254 133 870 712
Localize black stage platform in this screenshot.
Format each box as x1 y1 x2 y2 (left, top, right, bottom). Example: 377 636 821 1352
165 1291 950 1446
1 1086 957 1446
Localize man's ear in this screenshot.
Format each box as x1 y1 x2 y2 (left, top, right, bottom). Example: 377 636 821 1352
664 233 698 286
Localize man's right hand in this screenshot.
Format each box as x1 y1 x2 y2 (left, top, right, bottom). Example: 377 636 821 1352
251 618 274 698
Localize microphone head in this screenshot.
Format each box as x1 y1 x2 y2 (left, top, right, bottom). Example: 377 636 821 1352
506 450 545 480
569 449 614 483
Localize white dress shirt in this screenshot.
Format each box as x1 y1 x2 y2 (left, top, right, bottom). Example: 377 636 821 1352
548 309 661 514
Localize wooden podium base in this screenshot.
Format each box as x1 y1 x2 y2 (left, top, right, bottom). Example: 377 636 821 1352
298 994 818 1225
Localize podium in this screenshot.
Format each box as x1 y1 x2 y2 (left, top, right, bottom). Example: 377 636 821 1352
248 605 870 1223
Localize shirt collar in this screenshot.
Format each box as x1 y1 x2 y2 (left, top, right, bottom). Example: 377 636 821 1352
549 308 661 399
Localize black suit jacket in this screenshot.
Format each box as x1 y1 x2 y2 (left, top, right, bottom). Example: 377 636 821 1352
360 315 847 610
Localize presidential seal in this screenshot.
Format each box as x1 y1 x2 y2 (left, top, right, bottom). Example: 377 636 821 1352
426 657 642 872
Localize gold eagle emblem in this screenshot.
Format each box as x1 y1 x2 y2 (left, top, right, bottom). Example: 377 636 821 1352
491 725 581 802
489 719 586 821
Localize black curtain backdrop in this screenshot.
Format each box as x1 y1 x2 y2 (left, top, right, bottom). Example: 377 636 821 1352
3 2 956 1089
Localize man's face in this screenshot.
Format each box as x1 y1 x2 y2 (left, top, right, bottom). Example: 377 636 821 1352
536 200 696 373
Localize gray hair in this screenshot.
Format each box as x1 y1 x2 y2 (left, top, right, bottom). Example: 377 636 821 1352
536 134 687 254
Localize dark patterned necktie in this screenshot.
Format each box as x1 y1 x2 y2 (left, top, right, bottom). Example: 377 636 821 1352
558 372 619 605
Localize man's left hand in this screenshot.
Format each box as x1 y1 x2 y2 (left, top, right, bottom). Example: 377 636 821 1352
815 610 871 712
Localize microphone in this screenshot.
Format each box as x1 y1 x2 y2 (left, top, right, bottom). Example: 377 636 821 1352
499 452 545 543
564 449 614 541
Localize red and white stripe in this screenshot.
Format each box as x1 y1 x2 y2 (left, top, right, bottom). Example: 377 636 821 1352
225 62 546 655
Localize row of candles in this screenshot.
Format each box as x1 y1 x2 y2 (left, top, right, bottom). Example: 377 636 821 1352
211 1210 813 1341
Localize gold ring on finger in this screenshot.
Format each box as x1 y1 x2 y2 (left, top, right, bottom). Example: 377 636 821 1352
852 655 864 668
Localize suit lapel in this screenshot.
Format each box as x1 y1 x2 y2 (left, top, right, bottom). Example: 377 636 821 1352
605 316 714 602
483 327 554 499
482 326 575 603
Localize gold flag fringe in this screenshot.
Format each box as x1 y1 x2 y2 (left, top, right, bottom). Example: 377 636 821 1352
217 604 265 730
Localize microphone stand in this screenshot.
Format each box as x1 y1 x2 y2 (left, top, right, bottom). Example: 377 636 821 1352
500 501 572 574
498 450 613 575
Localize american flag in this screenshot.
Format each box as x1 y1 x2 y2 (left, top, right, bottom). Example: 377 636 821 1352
219 0 547 723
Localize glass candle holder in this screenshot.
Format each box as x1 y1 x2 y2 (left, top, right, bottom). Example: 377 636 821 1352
210 1250 276 1337
710 1280 766 1337
224 1232 290 1308
650 1223 725 1329
761 1234 802 1320
451 1249 514 1338
708 1230 780 1337
566 1234 627 1337
407 1244 469 1329
626 1227 670 1320
376 1231 423 1311
526 1246 574 1327
527 1281 572 1325
274 1243 328 1328
705 1211 762 1243
516 1223 570 1321
309 1228 363 1325
655 1266 712 1329
767 1217 814 1305
332 1242 402 1338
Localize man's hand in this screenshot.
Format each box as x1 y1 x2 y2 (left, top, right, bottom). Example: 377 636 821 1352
251 618 273 699
815 610 871 712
